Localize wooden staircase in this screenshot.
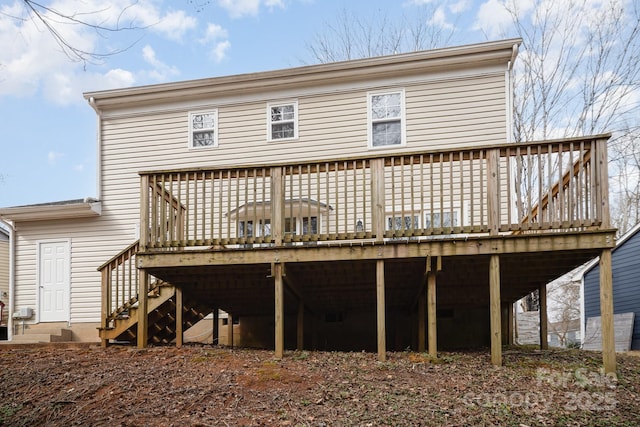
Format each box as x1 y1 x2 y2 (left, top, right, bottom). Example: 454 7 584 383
99 284 211 345
98 241 211 346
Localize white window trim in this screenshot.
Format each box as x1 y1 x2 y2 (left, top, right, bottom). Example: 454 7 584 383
267 100 299 142
188 110 218 149
367 89 407 149
385 204 466 229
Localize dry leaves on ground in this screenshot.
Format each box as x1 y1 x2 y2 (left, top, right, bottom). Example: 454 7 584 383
0 345 638 426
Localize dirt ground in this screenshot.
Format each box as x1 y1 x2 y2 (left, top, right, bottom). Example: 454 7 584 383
0 345 639 426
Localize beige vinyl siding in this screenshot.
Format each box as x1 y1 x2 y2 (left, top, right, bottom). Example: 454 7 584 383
98 70 508 241
100 72 506 175
12 217 135 325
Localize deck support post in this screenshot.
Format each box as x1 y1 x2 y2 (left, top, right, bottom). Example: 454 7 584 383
418 288 426 352
100 267 110 348
539 283 548 350
508 303 514 345
175 286 183 348
600 248 616 374
489 255 502 366
297 300 304 351
274 262 284 359
371 159 386 242
137 270 149 349
271 167 284 247
228 313 234 348
376 259 386 361
213 308 219 345
501 303 514 345
427 270 437 357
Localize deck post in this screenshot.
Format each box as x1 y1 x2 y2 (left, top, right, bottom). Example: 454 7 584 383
508 303 514 345
137 270 149 349
274 262 284 359
271 167 284 247
501 303 514 345
297 299 304 351
418 288 426 352
487 148 500 236
175 286 183 348
600 248 616 374
228 313 234 348
376 259 386 361
539 283 548 350
371 159 386 242
100 267 110 348
489 255 502 366
427 270 437 357
213 308 219 345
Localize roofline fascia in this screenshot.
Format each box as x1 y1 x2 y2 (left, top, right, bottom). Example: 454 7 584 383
84 38 522 109
0 200 102 223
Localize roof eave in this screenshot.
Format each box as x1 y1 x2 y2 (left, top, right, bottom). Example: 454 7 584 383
84 38 522 110
0 201 102 222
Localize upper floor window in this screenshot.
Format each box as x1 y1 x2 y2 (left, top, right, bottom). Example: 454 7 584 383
368 90 405 148
268 101 298 141
189 110 217 149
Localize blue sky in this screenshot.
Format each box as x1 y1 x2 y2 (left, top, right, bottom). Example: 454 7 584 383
0 0 539 207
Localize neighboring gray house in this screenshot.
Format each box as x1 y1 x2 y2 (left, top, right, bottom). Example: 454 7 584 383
583 222 640 350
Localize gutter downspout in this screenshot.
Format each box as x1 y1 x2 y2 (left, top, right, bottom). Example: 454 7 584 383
88 97 103 201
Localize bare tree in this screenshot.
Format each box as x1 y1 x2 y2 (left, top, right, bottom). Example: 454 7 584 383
547 278 581 347
3 1 146 65
609 130 640 234
304 6 456 64
509 0 640 142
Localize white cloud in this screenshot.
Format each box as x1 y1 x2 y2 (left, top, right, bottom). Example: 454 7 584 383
141 45 180 82
427 5 454 30
48 151 65 165
0 0 195 104
449 0 470 14
212 40 231 63
150 9 197 41
473 0 514 39
200 23 229 44
217 0 285 18
199 23 231 63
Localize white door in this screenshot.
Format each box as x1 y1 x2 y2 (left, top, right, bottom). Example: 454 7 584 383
39 241 70 322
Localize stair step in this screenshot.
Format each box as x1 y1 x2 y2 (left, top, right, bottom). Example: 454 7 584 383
13 328 73 343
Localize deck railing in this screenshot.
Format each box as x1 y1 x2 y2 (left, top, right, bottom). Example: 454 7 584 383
98 241 140 328
138 135 610 251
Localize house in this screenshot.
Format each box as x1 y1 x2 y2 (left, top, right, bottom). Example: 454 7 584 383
582 222 640 350
0 39 618 371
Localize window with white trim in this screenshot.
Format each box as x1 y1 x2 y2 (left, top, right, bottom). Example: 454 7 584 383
189 110 218 148
368 90 405 148
386 214 419 232
425 210 459 229
268 101 298 141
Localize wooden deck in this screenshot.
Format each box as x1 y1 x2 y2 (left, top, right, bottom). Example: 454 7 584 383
99 135 617 372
